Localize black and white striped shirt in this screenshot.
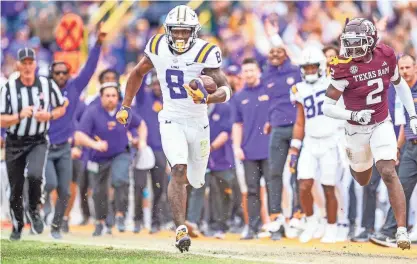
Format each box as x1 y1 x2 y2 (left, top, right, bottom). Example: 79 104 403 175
0 76 65 136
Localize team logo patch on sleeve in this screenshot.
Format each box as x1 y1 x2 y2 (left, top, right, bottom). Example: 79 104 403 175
286 77 295 85
212 113 220 121
350 65 358 74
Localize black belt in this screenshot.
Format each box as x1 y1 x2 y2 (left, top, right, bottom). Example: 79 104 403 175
409 139 417 145
49 141 68 149
6 133 45 143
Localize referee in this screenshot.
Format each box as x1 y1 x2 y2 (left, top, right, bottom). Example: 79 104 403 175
0 48 66 241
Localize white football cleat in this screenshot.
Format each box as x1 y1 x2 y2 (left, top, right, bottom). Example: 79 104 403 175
240 225 249 238
285 218 302 239
336 223 350 242
299 217 318 243
175 225 191 253
320 223 338 243
313 218 325 239
264 214 285 233
396 227 411 250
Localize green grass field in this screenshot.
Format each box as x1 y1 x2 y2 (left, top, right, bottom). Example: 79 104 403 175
0 240 259 264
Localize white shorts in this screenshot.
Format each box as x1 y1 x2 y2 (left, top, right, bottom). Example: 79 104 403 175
297 136 340 186
159 116 210 188
344 118 397 172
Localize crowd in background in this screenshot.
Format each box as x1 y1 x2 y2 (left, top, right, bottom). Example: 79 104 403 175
1 0 417 246
2 1 417 82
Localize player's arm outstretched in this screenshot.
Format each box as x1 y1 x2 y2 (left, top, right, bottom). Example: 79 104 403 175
116 56 154 125
203 67 232 104
391 67 417 134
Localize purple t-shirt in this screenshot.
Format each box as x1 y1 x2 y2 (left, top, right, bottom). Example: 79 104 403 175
403 82 417 140
208 103 234 171
263 60 301 127
77 103 142 162
48 43 102 144
232 82 270 161
134 81 163 151
72 101 89 166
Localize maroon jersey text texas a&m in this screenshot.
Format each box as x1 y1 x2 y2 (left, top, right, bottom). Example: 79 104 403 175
329 43 398 125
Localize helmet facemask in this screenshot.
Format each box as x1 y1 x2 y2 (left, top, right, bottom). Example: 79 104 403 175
340 32 375 59
301 63 321 84
165 25 199 53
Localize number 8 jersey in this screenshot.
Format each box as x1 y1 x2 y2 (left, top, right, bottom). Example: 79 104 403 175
291 76 343 138
144 34 222 121
329 43 399 125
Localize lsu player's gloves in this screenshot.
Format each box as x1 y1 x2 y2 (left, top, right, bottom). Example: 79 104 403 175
351 109 375 125
410 116 417 135
183 79 209 104
116 105 132 126
289 153 298 174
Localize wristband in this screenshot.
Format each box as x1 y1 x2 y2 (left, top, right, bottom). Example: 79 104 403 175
219 86 231 102
290 139 302 150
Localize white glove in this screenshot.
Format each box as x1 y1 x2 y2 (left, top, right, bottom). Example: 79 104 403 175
351 109 375 125
410 116 417 134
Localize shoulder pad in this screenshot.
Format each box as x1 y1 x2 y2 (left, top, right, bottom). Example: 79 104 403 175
329 56 352 80
376 43 395 57
194 41 218 64
147 34 164 55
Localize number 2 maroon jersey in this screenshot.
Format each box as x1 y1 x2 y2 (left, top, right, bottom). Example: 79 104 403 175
329 43 398 125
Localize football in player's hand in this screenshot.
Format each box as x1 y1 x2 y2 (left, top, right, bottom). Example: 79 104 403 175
189 75 217 94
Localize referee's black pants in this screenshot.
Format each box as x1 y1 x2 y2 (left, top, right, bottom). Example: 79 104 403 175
5 134 48 231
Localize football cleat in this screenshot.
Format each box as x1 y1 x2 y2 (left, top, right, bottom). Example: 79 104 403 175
320 223 338 243
299 217 319 243
175 225 191 253
396 227 411 250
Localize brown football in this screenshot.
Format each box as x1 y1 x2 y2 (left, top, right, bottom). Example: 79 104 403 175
189 75 217 94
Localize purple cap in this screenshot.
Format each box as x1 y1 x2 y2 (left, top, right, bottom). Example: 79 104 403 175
225 65 240 76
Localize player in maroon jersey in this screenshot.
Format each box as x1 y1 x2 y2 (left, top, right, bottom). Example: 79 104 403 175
322 18 417 250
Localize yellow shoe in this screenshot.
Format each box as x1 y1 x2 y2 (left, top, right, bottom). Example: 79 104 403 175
175 225 191 253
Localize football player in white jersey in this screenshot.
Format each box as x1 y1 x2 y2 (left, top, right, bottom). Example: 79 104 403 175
288 47 343 243
116 5 231 252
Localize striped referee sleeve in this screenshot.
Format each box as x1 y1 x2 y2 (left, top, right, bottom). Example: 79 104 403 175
0 83 11 115
49 80 65 108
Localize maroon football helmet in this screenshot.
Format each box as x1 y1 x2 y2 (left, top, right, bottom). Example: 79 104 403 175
340 18 378 59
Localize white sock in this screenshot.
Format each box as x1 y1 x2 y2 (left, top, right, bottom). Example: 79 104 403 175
397 226 407 233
